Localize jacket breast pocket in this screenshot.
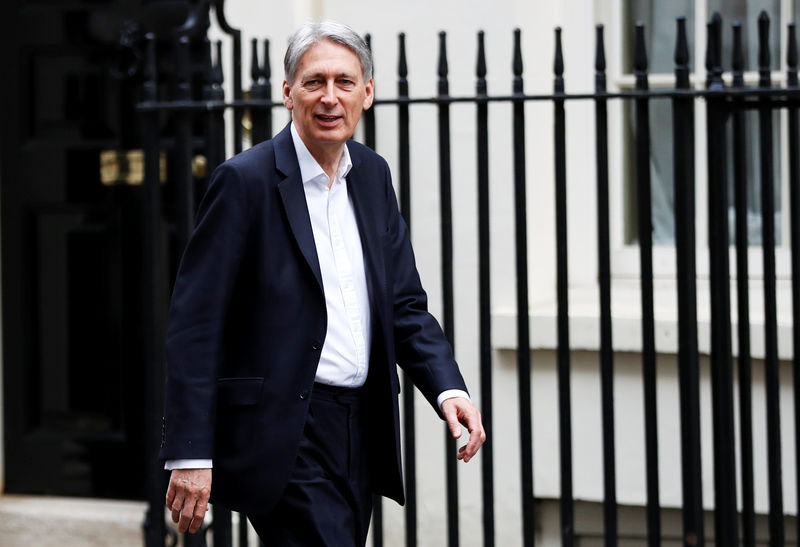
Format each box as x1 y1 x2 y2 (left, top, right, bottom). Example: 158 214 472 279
217 377 264 406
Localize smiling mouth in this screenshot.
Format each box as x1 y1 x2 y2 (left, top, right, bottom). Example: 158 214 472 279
315 114 341 122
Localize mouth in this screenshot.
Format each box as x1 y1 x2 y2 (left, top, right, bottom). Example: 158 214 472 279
315 114 342 124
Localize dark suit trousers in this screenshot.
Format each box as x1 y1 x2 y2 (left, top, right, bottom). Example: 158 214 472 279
249 383 373 546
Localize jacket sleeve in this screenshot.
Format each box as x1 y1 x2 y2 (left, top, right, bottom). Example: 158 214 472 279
159 162 253 460
381 162 468 415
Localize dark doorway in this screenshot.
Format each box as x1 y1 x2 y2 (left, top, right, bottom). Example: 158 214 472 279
1 0 193 499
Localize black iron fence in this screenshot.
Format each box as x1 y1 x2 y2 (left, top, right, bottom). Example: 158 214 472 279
139 7 800 547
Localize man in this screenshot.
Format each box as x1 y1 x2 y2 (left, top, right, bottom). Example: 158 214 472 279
160 20 485 545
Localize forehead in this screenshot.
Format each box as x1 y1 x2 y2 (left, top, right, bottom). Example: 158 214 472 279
296 40 362 76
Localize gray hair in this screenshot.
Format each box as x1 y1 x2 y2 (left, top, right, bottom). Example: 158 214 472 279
284 21 373 84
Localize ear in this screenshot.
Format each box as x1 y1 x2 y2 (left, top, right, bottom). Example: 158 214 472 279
282 80 293 110
362 78 374 110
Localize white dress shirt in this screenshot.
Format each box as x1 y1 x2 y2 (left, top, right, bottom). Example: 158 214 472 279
292 124 371 388
166 124 466 471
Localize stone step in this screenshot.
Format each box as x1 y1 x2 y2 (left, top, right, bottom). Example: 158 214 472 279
0 495 146 546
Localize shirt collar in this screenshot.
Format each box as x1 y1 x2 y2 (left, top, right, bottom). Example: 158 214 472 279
290 122 352 186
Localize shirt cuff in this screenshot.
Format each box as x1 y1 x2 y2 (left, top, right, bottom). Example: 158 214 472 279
437 389 470 410
164 459 213 470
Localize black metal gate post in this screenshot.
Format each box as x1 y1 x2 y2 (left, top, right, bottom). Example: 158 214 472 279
731 21 756 547
593 24 618 547
632 24 661 547
672 15 704 547
552 26 574 547
705 13 738 547
512 27 535 547
141 32 170 547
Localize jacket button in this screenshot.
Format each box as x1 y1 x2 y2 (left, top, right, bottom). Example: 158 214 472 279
311 341 321 350
299 390 309 400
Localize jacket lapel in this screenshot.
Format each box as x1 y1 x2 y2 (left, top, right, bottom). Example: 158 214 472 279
274 126 324 293
347 149 388 325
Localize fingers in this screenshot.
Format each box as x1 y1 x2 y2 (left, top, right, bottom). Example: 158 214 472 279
165 469 212 534
442 398 486 463
443 402 463 440
458 412 487 463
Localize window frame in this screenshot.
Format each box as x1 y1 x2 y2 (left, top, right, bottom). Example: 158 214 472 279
606 0 795 281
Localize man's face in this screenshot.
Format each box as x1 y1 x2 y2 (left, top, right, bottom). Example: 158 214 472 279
283 40 374 156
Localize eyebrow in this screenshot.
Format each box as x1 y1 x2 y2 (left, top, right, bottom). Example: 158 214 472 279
302 71 358 81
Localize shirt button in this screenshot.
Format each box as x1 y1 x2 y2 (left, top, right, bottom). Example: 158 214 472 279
311 341 321 350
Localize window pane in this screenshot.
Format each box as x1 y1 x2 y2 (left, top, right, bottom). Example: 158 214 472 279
624 99 676 245
708 0 780 71
727 110 782 246
625 0 695 74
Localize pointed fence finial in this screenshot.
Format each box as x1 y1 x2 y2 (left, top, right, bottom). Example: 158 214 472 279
251 38 262 82
759 10 771 86
476 30 487 96
263 39 271 81
634 23 648 90
438 31 449 96
789 23 798 87
202 36 213 83
397 32 409 100
732 22 744 87
675 17 690 89
214 40 224 86
398 32 408 82
365 33 373 77
705 14 724 89
554 27 564 93
512 28 523 94
595 24 606 92
143 32 157 102
712 12 723 74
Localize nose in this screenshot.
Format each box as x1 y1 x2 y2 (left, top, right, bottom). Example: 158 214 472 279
320 81 337 105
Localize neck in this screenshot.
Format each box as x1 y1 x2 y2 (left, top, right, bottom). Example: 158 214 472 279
308 144 344 182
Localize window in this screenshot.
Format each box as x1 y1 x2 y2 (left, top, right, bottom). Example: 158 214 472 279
619 0 791 248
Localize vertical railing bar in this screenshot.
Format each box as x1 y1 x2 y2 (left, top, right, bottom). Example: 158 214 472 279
475 29 495 547
757 11 785 546
731 21 756 547
174 34 206 547
787 21 800 547
363 34 376 150
142 31 169 547
206 40 226 174
249 38 269 146
204 37 233 547
238 514 249 547
512 27 535 547
594 24 618 547
211 0 243 153
633 23 660 547
705 13 739 547
672 16 705 547
437 31 459 547
362 33 382 547
397 31 417 547
174 35 195 279
553 26 574 547
263 39 273 139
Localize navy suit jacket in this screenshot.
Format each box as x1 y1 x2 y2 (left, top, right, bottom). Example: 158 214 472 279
159 125 468 515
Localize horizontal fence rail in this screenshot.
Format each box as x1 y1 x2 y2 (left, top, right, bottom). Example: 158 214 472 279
139 8 800 547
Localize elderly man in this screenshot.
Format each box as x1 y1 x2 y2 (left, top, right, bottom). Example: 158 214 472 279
160 20 485 545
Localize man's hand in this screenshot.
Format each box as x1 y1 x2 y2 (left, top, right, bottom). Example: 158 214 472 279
442 397 486 463
165 468 212 534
